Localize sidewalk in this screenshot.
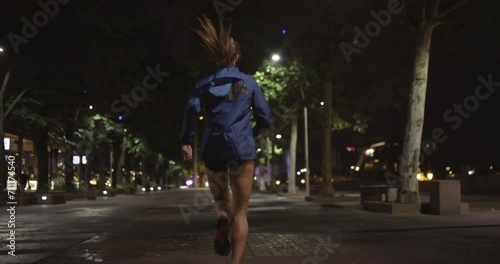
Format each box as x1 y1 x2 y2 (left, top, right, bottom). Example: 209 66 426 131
1 189 499 264
107 249 499 264
275 189 500 211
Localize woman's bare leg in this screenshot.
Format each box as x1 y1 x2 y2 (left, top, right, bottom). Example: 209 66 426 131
207 169 232 219
228 161 254 264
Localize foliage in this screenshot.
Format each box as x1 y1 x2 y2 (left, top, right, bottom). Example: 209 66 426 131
116 182 135 190
254 58 371 135
126 135 151 158
77 183 88 193
52 177 67 192
254 59 318 112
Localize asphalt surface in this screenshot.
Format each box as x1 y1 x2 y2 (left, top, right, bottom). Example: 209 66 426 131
1 189 500 264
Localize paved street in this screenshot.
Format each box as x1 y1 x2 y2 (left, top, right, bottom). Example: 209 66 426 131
1 189 500 264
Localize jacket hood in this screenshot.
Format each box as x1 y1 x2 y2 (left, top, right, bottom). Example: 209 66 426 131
197 65 246 87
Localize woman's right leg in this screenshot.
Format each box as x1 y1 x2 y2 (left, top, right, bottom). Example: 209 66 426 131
206 165 233 257
228 161 255 264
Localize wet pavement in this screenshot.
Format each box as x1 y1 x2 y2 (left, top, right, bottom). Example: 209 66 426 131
1 189 500 263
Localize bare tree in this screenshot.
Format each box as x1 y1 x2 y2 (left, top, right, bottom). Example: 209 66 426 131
398 0 471 203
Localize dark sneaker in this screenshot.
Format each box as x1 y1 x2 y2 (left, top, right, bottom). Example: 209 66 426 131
214 216 231 256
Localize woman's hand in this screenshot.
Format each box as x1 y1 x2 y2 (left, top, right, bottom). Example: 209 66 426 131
181 145 193 160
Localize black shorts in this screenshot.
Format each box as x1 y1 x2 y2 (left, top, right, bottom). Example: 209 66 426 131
204 160 250 173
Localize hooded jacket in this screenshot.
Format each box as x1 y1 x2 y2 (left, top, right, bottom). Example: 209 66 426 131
181 65 272 162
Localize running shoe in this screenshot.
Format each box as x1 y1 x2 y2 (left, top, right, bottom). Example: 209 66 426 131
214 216 231 256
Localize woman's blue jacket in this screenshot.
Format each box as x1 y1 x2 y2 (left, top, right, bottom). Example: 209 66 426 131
181 65 272 162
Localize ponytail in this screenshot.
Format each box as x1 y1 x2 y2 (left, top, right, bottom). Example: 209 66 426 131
191 15 240 67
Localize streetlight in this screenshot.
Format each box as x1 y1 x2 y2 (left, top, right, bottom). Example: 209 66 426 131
301 89 311 198
271 53 310 197
0 47 4 52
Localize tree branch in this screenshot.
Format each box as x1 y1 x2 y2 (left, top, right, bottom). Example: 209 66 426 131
401 0 415 22
0 70 10 97
426 0 440 23
438 0 471 20
435 19 457 27
421 0 428 22
4 87 28 117
394 15 416 30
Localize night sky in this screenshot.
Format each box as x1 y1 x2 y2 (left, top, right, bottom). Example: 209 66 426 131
1 0 499 176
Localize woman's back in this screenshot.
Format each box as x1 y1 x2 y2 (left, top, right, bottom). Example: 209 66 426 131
181 65 271 162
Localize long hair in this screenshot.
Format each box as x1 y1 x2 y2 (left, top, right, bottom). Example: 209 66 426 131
191 15 240 67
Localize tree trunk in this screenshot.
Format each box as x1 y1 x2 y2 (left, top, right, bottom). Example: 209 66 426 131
84 148 92 187
288 116 298 194
140 160 146 189
17 136 24 194
97 147 106 190
16 136 23 184
54 147 58 178
270 137 276 191
0 70 9 189
321 77 334 197
112 145 119 188
266 137 272 190
0 124 5 189
398 5 437 203
84 125 95 187
259 163 266 191
49 147 54 178
123 156 130 185
116 133 126 186
64 146 75 192
110 145 116 189
36 128 50 192
193 130 198 189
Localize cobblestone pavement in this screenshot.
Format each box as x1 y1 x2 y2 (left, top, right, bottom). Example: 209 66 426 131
1 189 499 263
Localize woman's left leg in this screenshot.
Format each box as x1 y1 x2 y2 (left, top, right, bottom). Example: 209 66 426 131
206 167 232 218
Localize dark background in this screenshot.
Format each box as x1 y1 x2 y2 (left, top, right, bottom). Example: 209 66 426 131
1 0 499 176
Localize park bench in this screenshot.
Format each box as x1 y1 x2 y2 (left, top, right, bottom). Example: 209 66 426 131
359 184 397 204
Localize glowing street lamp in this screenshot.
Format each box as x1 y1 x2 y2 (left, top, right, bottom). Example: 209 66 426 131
271 54 281 62
0 47 4 52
